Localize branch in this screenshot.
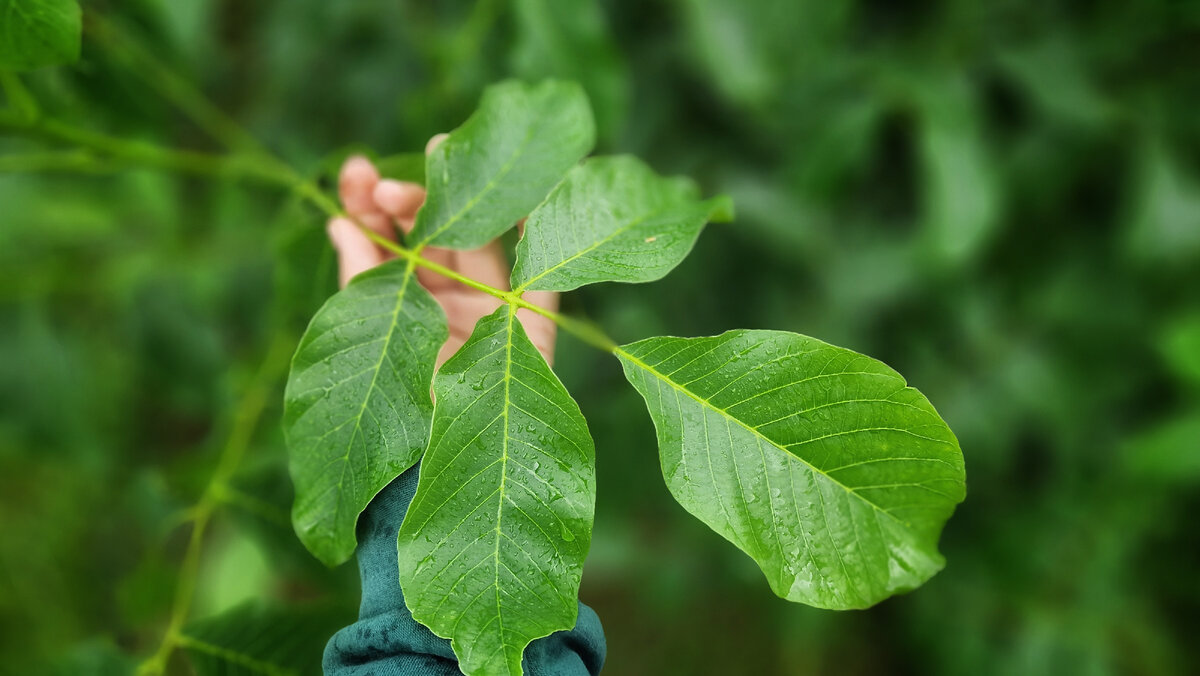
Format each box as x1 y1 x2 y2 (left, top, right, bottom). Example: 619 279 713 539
137 332 295 676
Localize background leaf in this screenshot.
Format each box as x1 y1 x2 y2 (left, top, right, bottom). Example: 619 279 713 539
180 601 343 676
509 0 629 142
409 79 596 249
511 155 729 292
397 306 596 676
0 0 81 70
616 331 965 609
284 259 447 566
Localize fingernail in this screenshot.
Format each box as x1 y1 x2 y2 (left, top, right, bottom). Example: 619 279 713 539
425 133 449 155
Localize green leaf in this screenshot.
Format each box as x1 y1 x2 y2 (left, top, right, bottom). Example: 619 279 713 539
510 155 732 293
180 601 344 676
409 79 596 250
616 331 965 610
509 0 629 139
284 259 447 567
397 305 596 676
0 0 81 70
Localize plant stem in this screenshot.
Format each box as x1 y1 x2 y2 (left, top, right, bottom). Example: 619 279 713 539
353 226 619 353
0 114 285 183
7 13 619 675
87 13 274 162
137 332 295 676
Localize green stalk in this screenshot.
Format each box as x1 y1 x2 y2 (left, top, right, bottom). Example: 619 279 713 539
137 332 294 676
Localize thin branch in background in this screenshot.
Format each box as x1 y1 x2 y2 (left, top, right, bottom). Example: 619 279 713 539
138 332 295 676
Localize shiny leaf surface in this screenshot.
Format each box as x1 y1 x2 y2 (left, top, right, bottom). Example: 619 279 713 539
617 331 965 609
511 155 732 292
397 306 595 676
284 260 447 567
410 79 595 249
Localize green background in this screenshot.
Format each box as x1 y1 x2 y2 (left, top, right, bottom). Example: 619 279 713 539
2 0 1198 674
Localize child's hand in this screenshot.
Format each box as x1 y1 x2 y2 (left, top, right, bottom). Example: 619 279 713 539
326 135 559 366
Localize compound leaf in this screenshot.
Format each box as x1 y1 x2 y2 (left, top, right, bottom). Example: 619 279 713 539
511 155 733 292
410 79 595 250
285 259 447 567
0 0 81 70
616 331 965 609
397 305 596 676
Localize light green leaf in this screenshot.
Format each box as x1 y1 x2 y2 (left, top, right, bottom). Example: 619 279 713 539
0 0 81 70
397 305 595 676
410 79 596 250
616 331 965 609
510 155 732 293
284 260 447 567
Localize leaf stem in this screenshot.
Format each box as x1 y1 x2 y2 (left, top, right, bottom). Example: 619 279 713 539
352 226 618 353
87 13 275 162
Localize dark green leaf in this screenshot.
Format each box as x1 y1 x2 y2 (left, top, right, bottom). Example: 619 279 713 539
284 259 447 566
511 155 732 292
397 306 596 676
616 331 965 609
0 0 81 70
181 601 344 676
409 79 595 250
509 0 629 139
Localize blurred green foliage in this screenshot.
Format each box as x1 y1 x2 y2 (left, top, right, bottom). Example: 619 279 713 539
1 0 1198 674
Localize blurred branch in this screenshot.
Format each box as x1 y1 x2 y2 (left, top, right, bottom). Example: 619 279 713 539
0 114 284 182
87 12 274 163
138 331 296 676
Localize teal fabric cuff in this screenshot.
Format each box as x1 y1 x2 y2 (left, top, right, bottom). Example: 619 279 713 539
323 466 606 675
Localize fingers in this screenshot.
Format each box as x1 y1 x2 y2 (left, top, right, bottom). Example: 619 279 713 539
328 216 384 288
426 133 449 155
339 156 394 243
517 291 560 365
373 179 425 234
454 242 511 290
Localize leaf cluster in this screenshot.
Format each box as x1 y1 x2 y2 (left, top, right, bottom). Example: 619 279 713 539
283 80 965 675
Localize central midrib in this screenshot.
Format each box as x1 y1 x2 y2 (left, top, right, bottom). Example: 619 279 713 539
614 346 906 525
417 122 540 247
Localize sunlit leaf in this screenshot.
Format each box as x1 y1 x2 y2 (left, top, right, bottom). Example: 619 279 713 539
284 260 447 566
397 305 596 676
409 79 595 250
616 331 965 609
0 0 81 70
511 155 732 293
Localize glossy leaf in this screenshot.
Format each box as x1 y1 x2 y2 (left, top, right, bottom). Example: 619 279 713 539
616 331 965 609
409 79 596 250
397 306 596 676
284 260 447 567
511 155 733 293
0 0 81 70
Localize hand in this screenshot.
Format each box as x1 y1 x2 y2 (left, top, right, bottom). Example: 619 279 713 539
326 135 559 366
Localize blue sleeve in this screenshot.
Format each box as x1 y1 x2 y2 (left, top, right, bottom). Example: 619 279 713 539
323 466 607 676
